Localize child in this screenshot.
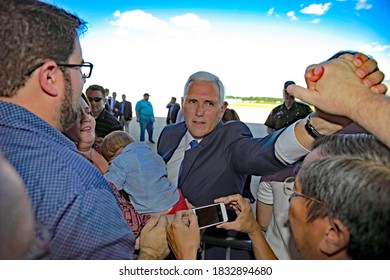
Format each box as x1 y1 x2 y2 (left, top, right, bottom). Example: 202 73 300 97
100 131 188 217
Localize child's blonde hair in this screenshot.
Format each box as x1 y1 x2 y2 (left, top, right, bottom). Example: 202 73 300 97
100 131 135 162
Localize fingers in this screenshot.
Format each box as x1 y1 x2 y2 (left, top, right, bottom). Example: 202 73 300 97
156 215 168 229
185 199 195 209
370 84 388 94
287 84 317 106
187 211 199 229
362 70 385 89
216 221 234 231
142 216 159 231
304 64 325 90
214 194 243 205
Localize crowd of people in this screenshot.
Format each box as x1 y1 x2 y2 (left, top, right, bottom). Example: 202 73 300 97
0 0 389 261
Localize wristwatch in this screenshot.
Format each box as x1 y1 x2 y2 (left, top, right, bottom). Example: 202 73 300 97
305 116 323 139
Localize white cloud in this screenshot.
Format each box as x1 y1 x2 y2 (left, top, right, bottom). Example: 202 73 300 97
312 18 321 24
267 8 274 16
358 42 390 53
287 11 298 21
300 3 332 15
169 13 210 33
111 10 210 35
356 0 373 10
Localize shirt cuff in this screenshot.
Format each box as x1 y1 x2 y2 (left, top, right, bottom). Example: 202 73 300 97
274 120 310 165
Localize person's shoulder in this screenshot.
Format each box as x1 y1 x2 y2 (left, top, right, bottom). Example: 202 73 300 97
219 120 251 134
222 120 247 128
272 104 284 111
160 122 186 138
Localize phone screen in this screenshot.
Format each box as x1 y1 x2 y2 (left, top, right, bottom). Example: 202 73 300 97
194 204 225 228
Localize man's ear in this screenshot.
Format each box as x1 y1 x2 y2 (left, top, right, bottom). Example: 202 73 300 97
38 61 60 97
319 218 350 256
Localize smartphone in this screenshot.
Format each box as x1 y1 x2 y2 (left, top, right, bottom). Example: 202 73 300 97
192 202 228 229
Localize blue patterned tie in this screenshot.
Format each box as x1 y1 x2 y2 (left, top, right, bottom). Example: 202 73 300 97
178 140 198 186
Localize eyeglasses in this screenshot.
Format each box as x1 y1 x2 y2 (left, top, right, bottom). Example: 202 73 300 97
26 220 52 260
25 61 94 78
57 62 93 78
283 177 324 205
88 96 104 103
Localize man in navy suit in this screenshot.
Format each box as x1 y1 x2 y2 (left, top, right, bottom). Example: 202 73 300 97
157 71 343 260
119 94 133 134
166 97 180 124
109 91 120 118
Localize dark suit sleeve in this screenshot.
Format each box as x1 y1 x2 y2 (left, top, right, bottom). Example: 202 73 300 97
226 122 294 176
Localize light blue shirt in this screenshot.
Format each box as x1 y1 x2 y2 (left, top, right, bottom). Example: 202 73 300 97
104 141 179 214
135 99 154 120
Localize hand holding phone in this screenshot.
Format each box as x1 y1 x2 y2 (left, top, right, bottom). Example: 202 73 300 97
191 202 228 229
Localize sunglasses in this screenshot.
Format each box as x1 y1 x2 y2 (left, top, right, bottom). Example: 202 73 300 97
88 97 104 102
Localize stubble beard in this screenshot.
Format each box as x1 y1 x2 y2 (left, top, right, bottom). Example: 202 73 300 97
58 71 81 132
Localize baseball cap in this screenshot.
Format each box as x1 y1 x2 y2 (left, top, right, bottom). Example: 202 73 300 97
284 81 295 90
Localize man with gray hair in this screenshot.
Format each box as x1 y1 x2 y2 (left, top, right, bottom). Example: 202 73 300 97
157 69 374 259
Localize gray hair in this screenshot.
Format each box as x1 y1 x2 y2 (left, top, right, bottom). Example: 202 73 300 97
313 133 390 161
183 71 225 105
297 136 390 259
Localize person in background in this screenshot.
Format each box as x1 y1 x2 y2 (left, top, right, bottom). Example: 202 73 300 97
0 0 169 260
222 107 240 122
119 94 132 134
86 84 123 150
109 91 120 118
265 81 312 134
135 93 155 143
176 107 185 123
64 94 109 174
100 131 188 218
104 88 111 112
166 97 181 125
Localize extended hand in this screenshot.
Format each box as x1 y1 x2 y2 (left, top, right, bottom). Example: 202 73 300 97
214 194 259 235
167 210 200 260
138 215 170 260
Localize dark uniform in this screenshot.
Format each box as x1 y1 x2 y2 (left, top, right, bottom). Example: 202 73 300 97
265 102 312 131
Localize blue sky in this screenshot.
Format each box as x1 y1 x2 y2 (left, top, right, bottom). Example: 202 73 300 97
45 0 389 104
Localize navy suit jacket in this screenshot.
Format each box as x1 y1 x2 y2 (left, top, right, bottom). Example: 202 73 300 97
157 120 292 207
166 103 180 124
